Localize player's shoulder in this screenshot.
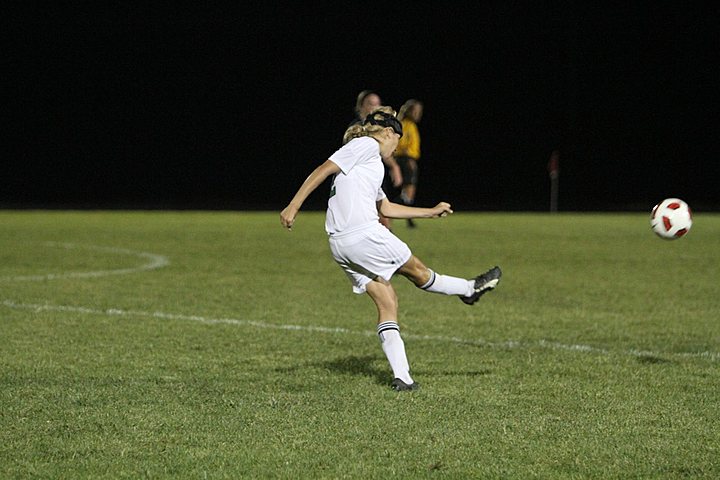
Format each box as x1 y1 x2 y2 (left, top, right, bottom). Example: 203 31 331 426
347 135 375 146
331 137 378 167
347 136 379 156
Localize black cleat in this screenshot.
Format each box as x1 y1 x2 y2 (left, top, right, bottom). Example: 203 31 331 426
460 266 502 305
391 378 420 391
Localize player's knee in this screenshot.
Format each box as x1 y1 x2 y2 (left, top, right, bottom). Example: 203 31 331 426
399 257 430 287
377 297 398 318
410 266 431 288
387 288 399 310
367 280 398 314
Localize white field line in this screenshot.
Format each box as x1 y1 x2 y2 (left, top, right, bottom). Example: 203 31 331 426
2 300 718 362
0 242 169 281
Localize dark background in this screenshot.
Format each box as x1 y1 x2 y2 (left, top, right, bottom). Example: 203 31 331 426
5 3 719 211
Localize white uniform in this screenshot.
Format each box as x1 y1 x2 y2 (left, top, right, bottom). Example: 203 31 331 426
326 137 412 294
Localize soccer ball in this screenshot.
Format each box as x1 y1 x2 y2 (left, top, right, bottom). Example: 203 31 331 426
650 198 692 240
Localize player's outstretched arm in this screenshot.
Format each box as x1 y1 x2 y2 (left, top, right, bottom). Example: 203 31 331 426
281 160 341 230
377 198 453 219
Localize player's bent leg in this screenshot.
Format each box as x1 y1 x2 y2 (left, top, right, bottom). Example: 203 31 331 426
398 256 473 296
365 279 416 390
398 256 502 304
396 255 431 287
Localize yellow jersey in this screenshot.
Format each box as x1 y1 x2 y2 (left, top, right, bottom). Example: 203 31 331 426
395 119 420 160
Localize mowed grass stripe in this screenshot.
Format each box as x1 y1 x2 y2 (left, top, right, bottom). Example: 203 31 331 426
2 299 718 363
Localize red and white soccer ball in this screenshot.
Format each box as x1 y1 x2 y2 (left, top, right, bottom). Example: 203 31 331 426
650 198 692 240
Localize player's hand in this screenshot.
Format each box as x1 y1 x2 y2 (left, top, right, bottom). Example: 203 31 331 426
280 205 298 230
432 202 453 218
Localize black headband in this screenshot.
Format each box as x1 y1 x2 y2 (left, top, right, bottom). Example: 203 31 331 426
364 111 403 137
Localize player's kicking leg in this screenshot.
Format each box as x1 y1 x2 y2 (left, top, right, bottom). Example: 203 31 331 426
397 256 501 305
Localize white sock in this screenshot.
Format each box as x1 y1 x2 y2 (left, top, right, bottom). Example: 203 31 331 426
377 321 413 384
420 270 474 296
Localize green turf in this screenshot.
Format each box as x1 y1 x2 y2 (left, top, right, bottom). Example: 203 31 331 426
1 210 718 479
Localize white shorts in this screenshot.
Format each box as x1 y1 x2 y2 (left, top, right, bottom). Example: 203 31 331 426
328 222 413 294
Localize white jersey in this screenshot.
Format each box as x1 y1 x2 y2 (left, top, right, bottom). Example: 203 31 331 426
325 136 386 236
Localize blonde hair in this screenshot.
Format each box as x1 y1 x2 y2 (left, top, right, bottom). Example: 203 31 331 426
342 106 397 144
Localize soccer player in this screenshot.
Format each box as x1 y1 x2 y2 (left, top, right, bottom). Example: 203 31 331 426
347 90 382 128
395 99 424 228
281 107 501 391
347 90 401 230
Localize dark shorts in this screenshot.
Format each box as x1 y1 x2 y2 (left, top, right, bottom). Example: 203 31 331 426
396 156 419 187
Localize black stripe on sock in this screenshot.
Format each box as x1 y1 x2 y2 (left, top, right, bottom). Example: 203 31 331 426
420 270 436 290
377 322 399 334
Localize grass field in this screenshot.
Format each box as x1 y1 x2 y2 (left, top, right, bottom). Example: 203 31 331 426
1 210 719 479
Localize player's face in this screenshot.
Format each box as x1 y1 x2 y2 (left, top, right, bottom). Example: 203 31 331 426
361 94 382 118
378 128 400 159
389 129 400 150
412 104 423 122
